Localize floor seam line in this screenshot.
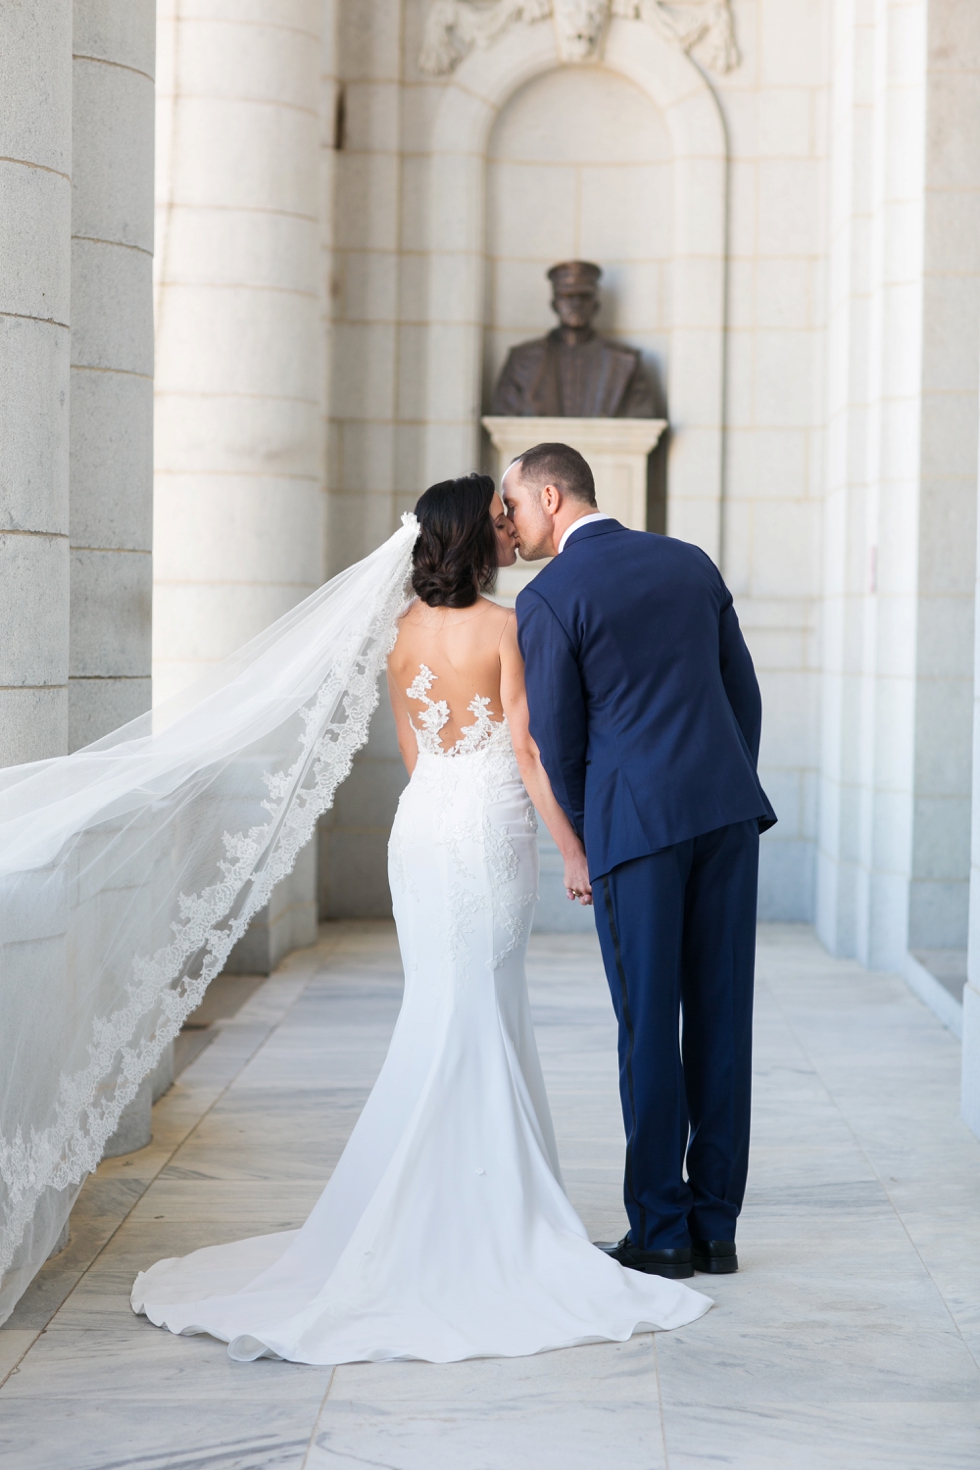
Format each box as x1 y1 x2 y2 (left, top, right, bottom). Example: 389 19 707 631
653 1331 671 1469
0 1329 41 1389
301 1364 337 1468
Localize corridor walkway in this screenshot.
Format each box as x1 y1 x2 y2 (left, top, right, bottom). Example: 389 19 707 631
1 924 978 1468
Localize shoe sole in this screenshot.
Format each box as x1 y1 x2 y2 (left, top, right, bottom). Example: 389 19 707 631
692 1256 738 1274
622 1260 694 1279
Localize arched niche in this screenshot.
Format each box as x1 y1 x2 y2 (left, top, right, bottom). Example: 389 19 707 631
484 65 672 529
421 17 728 559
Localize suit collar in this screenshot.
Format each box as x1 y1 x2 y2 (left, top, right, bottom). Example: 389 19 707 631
561 518 626 548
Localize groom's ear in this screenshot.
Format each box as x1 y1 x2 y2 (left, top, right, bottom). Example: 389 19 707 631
540 482 562 517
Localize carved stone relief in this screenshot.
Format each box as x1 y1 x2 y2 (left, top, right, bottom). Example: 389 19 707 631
419 0 738 76
552 0 611 61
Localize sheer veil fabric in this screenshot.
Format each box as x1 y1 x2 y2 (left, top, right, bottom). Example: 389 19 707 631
0 516 420 1325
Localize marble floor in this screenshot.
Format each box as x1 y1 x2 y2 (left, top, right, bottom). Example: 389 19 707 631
1 922 978 1469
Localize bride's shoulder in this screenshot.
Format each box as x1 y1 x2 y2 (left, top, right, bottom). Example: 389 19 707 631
395 596 430 638
477 596 515 620
477 597 516 633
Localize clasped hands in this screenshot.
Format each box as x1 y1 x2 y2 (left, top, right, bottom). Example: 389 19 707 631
563 848 593 907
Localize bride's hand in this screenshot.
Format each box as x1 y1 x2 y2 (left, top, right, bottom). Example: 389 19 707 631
563 850 593 906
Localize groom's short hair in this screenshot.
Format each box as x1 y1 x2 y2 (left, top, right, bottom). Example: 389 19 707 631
512 442 596 506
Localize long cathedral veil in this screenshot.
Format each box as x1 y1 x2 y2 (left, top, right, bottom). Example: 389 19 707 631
0 514 419 1324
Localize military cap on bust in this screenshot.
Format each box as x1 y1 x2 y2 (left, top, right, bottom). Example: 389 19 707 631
547 260 602 290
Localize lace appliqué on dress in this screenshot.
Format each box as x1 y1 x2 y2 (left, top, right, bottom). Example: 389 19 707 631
406 665 502 758
393 665 537 980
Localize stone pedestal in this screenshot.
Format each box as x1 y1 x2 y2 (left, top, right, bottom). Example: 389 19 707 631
482 416 666 599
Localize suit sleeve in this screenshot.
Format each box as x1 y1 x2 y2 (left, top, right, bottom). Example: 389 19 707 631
718 580 763 765
516 587 588 837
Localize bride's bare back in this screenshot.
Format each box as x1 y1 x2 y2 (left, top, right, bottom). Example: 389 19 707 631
384 486 591 908
387 596 512 755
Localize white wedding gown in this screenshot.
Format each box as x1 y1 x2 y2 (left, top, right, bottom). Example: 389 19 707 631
132 668 711 1363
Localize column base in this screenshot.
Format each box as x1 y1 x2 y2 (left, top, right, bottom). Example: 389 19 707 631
226 842 318 975
103 1078 152 1157
962 981 980 1141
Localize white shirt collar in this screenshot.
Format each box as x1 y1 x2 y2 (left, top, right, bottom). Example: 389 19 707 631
558 512 613 554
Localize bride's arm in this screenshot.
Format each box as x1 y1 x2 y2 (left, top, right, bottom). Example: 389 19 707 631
499 615 593 907
387 670 419 776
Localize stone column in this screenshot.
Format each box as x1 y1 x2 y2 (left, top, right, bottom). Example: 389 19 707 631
0 1 72 767
817 1 980 999
71 1 159 1143
153 0 326 971
69 0 155 751
903 1 980 969
317 2 417 923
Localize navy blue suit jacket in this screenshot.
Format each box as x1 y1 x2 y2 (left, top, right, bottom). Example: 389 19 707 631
516 520 776 881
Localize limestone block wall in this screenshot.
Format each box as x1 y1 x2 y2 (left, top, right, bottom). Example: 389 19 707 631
483 66 672 397
414 14 729 557
314 1 980 971
69 0 155 751
327 0 415 579
319 1 413 918
318 0 827 924
483 65 671 525
0 1 72 768
706 0 828 920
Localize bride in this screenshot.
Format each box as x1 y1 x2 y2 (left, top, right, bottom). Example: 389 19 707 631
131 474 711 1362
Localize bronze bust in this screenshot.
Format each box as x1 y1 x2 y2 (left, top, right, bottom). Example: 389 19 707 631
490 261 654 418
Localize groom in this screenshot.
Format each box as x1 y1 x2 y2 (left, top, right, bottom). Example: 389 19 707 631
504 442 775 1280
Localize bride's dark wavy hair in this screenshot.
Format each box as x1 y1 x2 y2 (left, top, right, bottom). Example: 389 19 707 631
411 473 498 608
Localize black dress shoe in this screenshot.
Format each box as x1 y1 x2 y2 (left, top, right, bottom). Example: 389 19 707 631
594 1236 694 1279
692 1238 738 1274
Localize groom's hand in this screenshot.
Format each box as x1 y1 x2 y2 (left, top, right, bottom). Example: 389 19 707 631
563 850 593 907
